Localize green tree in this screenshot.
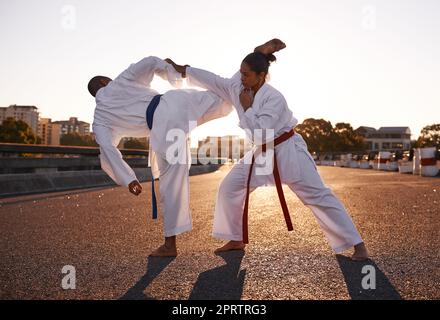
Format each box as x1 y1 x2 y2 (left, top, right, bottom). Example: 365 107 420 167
295 118 367 153
295 118 336 153
60 133 98 147
123 138 147 149
0 117 38 144
333 122 367 152
416 124 440 148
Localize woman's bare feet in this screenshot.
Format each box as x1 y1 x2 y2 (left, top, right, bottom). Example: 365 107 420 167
214 240 246 254
351 242 369 261
149 236 177 257
254 39 286 55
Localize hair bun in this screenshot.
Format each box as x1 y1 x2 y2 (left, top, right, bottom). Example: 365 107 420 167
243 51 275 74
265 53 277 64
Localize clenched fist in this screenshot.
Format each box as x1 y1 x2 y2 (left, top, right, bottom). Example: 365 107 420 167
128 180 143 196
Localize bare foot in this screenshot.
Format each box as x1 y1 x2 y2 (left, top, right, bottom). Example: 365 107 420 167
149 244 177 257
214 241 246 254
254 38 286 55
351 242 369 261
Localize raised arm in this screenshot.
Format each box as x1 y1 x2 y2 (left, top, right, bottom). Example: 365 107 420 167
118 56 183 88
254 38 286 55
187 67 239 104
165 59 239 104
93 125 141 194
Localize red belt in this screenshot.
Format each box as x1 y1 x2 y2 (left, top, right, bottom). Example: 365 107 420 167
242 128 295 244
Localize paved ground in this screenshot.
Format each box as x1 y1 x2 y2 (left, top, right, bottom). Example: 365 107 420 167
0 166 439 300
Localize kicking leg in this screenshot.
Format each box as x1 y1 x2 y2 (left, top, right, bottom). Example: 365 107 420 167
288 149 369 260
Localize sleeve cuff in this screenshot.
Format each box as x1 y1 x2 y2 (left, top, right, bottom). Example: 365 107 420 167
185 67 196 87
124 175 137 187
244 107 256 117
166 64 183 89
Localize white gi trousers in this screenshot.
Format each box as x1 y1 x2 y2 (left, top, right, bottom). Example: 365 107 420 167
213 134 363 254
150 91 231 237
155 149 192 237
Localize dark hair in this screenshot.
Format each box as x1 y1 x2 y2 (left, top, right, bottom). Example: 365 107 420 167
87 76 111 97
242 52 276 74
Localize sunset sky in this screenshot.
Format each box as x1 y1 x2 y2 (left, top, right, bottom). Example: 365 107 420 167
1 0 439 144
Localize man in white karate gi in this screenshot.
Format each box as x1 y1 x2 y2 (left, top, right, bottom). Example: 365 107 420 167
88 56 232 257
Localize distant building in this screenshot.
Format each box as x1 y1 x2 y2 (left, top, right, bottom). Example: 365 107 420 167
198 136 246 162
0 105 39 134
53 117 90 136
355 126 411 151
38 118 61 146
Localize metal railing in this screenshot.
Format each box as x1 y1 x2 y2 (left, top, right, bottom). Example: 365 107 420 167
0 143 148 174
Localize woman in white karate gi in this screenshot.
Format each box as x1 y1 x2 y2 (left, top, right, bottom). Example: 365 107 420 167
167 39 369 261
89 56 233 257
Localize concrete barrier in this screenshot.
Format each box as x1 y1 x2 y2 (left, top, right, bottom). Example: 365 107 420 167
413 148 421 175
378 151 391 170
0 164 222 198
359 160 370 169
398 160 413 174
340 154 351 167
349 160 360 168
386 161 398 171
322 160 333 166
420 147 439 177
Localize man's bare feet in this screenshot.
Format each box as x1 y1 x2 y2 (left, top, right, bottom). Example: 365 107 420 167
149 236 177 257
149 244 177 257
351 242 369 261
214 240 246 254
254 38 286 55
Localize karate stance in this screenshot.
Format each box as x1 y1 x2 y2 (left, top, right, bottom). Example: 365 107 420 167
167 39 369 261
89 56 232 257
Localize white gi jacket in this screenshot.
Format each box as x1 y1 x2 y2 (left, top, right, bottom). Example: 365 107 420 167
92 57 232 186
186 67 312 185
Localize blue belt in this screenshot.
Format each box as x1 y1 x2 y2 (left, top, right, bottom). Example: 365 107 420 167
146 94 163 220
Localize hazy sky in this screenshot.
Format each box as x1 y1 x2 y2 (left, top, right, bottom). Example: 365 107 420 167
1 0 439 142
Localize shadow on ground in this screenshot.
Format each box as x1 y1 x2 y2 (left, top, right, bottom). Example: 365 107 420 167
336 255 402 300
119 256 175 300
189 251 246 300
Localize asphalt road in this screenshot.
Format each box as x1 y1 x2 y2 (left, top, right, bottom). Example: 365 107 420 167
1 166 439 300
